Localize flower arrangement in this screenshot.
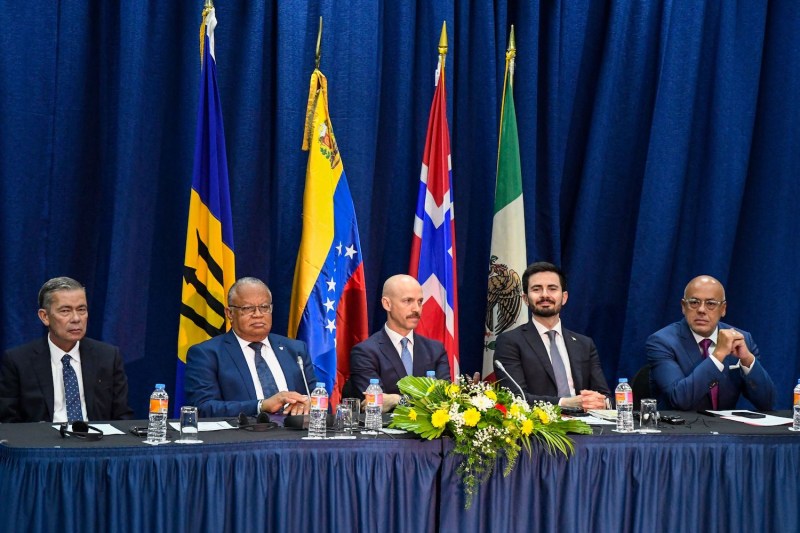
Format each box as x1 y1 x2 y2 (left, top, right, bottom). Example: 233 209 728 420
389 375 593 507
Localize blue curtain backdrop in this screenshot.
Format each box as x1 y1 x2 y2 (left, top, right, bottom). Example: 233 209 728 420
1 1 798 416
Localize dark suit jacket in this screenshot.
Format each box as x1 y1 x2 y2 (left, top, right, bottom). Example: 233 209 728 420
646 319 775 411
493 322 610 405
184 331 317 417
0 337 133 423
349 328 450 396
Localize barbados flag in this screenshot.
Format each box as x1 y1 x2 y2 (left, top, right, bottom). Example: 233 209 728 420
409 23 459 380
175 6 236 414
288 68 369 408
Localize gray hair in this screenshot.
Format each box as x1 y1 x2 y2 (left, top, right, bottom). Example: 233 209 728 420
227 277 271 305
38 277 85 309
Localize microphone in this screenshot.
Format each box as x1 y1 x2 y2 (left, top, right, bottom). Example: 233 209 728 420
59 420 104 441
296 356 311 397
494 360 526 401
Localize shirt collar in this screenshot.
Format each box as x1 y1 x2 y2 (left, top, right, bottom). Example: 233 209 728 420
384 323 414 347
232 331 271 353
531 318 563 338
48 335 81 364
690 327 719 346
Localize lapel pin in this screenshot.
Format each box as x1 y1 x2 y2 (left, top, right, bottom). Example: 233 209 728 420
279 346 284 351
571 336 577 341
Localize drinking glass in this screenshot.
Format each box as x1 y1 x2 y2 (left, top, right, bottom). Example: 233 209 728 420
639 399 660 433
342 398 361 432
177 405 202 443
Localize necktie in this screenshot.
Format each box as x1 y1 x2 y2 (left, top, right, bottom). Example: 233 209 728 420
62 354 84 422
546 331 571 397
400 337 413 376
699 338 719 409
250 342 279 398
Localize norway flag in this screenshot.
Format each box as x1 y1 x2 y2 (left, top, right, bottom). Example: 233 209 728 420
409 54 459 380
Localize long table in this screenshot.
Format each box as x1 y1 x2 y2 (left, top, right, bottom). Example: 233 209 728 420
1 413 798 532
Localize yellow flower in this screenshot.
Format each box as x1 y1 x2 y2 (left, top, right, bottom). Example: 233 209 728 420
508 404 520 418
408 408 418 421
521 419 533 436
446 384 460 397
463 408 481 427
427 384 436 394
484 390 497 401
533 407 550 424
431 409 450 428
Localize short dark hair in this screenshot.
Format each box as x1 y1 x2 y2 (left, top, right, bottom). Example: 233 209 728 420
521 262 567 292
227 277 271 305
38 277 85 309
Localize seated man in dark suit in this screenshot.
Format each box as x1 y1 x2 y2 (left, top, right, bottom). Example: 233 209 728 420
647 275 775 411
184 277 317 418
494 262 610 410
349 274 450 412
0 277 133 423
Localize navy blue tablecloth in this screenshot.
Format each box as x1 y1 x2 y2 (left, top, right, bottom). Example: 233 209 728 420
0 426 442 532
439 432 800 533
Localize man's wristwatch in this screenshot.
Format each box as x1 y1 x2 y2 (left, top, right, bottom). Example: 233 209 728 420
398 395 411 407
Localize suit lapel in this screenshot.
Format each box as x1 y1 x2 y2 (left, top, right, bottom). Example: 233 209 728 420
32 338 55 420
379 330 408 381
269 334 300 390
80 340 98 418
521 324 557 388
223 332 259 400
562 329 583 389
678 320 702 366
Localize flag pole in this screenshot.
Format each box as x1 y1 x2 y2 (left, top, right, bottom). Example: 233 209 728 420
315 17 323 70
438 21 448 68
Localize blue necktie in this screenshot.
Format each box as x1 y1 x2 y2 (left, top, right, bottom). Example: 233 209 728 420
250 342 279 398
546 331 571 397
400 337 413 376
62 354 84 422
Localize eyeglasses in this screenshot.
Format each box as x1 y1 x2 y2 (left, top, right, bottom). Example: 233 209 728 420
682 298 725 311
229 303 273 315
53 307 88 318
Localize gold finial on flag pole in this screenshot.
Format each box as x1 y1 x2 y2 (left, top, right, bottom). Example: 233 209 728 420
507 25 516 58
438 21 448 56
315 17 323 70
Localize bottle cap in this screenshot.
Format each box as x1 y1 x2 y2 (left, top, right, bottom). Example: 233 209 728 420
369 378 379 384
426 371 436 377
156 383 165 389
618 378 628 383
316 382 325 388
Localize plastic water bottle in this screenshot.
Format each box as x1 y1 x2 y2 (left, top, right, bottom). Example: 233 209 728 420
615 378 634 433
364 378 383 431
309 382 328 439
426 370 436 378
794 379 800 406
146 384 169 443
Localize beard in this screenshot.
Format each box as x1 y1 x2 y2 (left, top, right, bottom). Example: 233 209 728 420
530 299 561 318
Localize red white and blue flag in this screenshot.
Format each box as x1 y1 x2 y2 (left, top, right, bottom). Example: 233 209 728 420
409 52 459 380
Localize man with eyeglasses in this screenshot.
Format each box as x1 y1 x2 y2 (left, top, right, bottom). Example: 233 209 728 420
647 275 775 411
0 277 133 423
184 277 317 417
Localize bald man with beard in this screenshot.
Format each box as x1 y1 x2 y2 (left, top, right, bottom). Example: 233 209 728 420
349 275 451 412
647 275 776 411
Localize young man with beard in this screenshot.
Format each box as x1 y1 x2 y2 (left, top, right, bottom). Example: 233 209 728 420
493 262 610 410
349 274 451 412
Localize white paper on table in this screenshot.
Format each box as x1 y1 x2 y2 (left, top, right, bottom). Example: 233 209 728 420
51 423 126 435
168 421 237 432
572 415 616 425
710 410 793 427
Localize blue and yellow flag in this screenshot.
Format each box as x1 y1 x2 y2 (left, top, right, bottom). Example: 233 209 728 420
289 69 369 408
175 6 236 413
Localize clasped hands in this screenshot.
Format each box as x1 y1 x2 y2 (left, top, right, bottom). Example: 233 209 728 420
560 389 608 411
713 328 755 368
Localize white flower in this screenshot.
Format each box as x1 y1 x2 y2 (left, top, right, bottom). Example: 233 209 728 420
469 394 496 411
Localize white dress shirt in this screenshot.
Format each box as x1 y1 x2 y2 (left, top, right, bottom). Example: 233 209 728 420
690 327 753 375
233 332 289 397
48 336 88 423
531 319 576 396
384 324 414 363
